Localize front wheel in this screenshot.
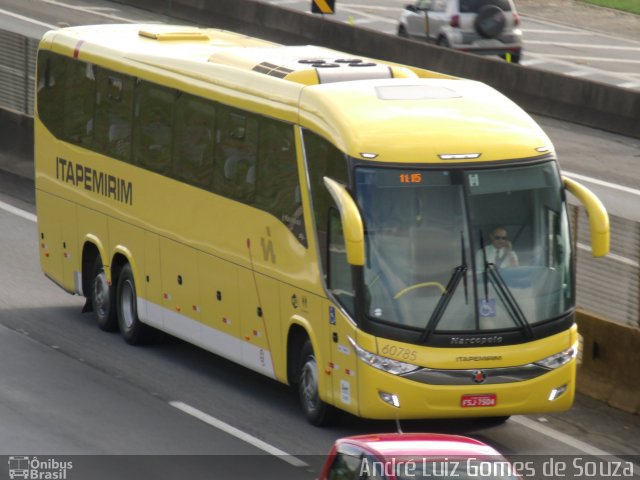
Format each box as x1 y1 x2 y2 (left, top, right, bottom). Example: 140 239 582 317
398 24 409 38
298 340 334 426
116 263 154 345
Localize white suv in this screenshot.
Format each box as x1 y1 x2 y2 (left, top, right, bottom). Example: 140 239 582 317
398 0 523 63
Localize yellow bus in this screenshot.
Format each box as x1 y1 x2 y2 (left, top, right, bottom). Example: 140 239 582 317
35 24 609 425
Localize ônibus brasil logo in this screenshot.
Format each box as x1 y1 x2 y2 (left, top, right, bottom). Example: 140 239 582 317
8 456 73 480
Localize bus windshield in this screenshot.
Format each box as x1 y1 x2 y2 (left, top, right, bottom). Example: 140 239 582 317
355 161 573 335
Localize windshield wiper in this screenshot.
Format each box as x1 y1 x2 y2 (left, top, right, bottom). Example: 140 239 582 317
479 230 534 338
420 232 467 342
486 264 534 338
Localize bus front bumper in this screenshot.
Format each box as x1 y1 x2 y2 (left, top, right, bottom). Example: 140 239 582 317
355 359 576 420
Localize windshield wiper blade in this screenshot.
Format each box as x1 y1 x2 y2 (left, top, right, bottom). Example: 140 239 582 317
421 232 468 342
479 230 489 300
485 263 534 339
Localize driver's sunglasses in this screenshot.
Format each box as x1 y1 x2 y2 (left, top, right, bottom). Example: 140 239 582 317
493 235 508 240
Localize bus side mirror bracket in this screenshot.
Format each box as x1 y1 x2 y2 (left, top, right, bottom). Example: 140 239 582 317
323 177 365 266
563 176 610 257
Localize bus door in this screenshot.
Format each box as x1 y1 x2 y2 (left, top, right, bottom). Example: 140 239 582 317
326 209 360 415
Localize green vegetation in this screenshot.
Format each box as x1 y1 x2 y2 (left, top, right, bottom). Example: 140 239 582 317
580 0 640 15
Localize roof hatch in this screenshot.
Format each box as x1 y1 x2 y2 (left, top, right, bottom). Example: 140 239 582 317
139 29 211 42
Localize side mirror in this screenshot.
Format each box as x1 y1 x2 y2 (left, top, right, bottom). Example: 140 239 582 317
405 4 417 12
563 176 609 257
323 177 365 266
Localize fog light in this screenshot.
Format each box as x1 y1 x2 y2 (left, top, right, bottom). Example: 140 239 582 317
548 384 568 401
379 391 401 408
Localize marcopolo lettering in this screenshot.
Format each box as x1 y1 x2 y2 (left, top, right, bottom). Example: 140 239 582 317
55 157 133 205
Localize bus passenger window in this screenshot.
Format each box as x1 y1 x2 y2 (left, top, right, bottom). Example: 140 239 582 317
256 119 306 246
94 69 134 162
64 61 96 148
328 208 354 314
37 51 66 139
133 81 175 175
214 108 258 203
173 93 215 188
303 130 349 277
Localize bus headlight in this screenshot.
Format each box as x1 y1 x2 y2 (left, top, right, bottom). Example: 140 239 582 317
535 342 579 369
348 337 420 375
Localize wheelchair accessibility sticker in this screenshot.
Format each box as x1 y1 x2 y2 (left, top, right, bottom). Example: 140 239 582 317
479 298 497 317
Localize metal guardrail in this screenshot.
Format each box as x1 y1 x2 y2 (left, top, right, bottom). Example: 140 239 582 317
0 27 638 328
0 30 37 115
573 207 640 328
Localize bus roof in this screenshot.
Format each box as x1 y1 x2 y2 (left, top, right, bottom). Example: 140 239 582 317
41 24 553 163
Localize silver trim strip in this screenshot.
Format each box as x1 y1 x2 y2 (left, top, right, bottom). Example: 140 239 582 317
402 363 551 385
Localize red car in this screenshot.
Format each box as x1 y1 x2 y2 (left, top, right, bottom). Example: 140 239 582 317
318 433 521 480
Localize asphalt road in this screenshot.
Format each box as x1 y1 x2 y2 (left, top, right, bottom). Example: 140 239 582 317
1 169 639 477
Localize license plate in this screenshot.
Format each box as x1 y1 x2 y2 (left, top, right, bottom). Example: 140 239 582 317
461 394 497 408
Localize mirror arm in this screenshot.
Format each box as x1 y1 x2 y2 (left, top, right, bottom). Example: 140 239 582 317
563 176 610 257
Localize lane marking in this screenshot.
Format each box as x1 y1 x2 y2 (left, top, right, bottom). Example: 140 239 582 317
527 53 640 65
511 416 612 455
523 29 602 35
0 200 37 223
563 171 640 197
511 416 640 477
521 15 640 45
619 81 640 89
169 401 309 468
522 51 640 83
0 8 58 29
525 40 640 52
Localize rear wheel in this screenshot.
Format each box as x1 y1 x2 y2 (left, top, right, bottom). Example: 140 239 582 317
298 340 334 426
90 256 118 332
116 263 154 345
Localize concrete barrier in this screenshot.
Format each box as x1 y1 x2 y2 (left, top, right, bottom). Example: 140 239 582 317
109 0 640 139
577 309 640 415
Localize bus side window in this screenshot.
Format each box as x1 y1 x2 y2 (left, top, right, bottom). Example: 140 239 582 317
255 119 306 246
94 68 134 162
303 130 349 277
37 51 66 139
64 60 96 148
328 208 354 314
172 93 215 188
133 81 175 175
214 108 258 203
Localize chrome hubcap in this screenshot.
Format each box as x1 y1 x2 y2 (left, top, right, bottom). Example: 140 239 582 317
301 356 319 411
93 271 109 317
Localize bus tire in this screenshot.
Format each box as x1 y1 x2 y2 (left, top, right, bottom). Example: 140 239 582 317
298 339 334 426
116 263 153 345
91 256 118 332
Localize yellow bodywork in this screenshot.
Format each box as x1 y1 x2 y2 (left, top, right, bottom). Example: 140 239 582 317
34 23 594 420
